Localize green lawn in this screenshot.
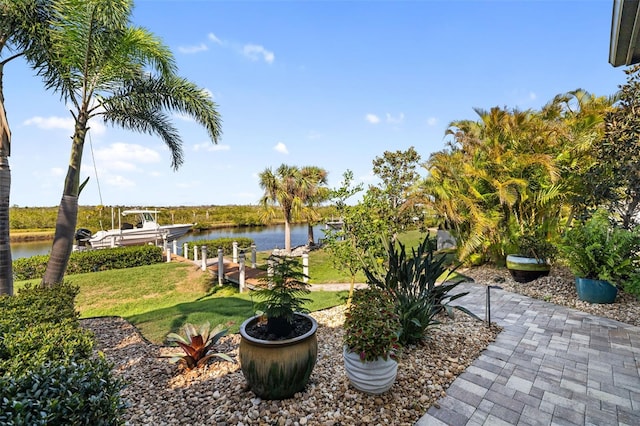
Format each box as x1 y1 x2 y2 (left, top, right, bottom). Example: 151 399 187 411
16 262 347 344
14 229 436 343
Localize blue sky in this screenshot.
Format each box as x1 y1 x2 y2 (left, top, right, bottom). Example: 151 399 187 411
3 0 628 207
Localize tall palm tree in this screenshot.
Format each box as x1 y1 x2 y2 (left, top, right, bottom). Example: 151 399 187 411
259 164 306 253
38 0 221 285
0 0 52 295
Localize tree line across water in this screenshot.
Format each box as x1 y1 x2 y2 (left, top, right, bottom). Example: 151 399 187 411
9 205 339 234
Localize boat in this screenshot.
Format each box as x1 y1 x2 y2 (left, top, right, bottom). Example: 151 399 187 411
79 209 193 249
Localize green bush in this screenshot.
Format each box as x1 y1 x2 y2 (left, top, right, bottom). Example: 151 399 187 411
0 284 125 425
365 234 479 345
13 245 163 280
0 357 125 426
186 237 254 257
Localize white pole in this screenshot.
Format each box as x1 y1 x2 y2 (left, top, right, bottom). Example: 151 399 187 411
166 248 171 263
173 240 178 256
194 245 198 262
233 241 238 263
201 246 207 271
183 243 188 259
302 252 309 283
239 250 245 293
217 248 224 286
251 243 257 268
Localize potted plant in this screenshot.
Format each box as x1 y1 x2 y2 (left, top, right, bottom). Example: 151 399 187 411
506 231 557 283
239 255 318 400
560 209 640 304
343 287 401 394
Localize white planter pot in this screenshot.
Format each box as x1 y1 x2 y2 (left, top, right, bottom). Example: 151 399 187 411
343 347 398 394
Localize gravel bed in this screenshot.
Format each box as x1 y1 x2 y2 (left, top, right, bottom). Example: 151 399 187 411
81 265 640 425
82 305 499 426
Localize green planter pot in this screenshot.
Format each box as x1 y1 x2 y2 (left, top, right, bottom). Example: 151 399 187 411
239 313 318 400
575 277 618 304
506 255 551 283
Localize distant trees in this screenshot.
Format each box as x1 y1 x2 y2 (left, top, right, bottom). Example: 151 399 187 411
38 0 222 285
258 164 329 253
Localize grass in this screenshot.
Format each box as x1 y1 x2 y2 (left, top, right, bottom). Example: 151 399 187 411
16 261 347 344
13 228 437 343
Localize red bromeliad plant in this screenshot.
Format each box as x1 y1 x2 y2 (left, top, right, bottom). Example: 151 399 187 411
165 322 234 370
343 287 401 362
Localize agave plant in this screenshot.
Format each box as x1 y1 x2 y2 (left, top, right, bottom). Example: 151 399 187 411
165 322 234 370
365 234 479 345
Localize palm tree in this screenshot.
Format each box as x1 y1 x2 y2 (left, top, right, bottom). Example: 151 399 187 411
0 0 52 295
298 166 329 246
38 0 222 285
258 164 306 253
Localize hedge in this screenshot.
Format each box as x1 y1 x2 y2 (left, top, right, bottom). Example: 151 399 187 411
13 245 164 281
0 284 125 425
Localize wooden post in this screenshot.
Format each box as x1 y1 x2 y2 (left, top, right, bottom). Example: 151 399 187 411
166 248 171 263
251 244 257 268
201 246 207 271
183 243 188 259
194 245 198 262
302 252 309 283
173 240 178 257
239 250 246 293
217 248 224 286
233 241 238 263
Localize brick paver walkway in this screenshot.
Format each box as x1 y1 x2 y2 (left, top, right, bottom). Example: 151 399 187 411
417 283 640 426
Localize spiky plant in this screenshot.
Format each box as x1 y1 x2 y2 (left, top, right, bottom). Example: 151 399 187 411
165 322 233 370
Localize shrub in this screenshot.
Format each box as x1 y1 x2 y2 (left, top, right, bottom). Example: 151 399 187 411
0 284 125 425
343 287 400 362
186 237 254 258
0 356 125 426
365 234 479 345
13 245 163 280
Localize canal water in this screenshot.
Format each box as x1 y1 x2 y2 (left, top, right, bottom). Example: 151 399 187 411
11 224 327 259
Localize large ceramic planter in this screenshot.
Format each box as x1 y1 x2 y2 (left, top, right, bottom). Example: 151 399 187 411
575 277 618 304
343 347 398 394
506 254 551 283
239 313 318 400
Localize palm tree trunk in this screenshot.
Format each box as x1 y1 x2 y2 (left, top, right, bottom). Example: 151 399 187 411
42 194 78 285
0 64 13 296
284 218 291 253
42 116 87 286
307 223 315 246
0 157 12 296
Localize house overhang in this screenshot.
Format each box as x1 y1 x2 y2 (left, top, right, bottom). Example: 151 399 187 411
610 0 640 66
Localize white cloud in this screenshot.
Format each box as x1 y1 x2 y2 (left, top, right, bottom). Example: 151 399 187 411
193 143 230 152
94 142 161 172
529 91 537 100
105 175 135 188
274 142 288 154
208 32 223 45
365 114 380 124
386 112 405 124
23 116 74 132
178 43 208 54
175 180 201 189
426 117 438 126
23 115 106 135
242 44 275 64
